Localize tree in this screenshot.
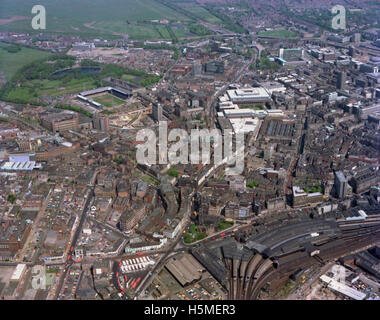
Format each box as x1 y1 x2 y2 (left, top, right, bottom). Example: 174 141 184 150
184 234 193 243
168 168 179 178
247 180 259 188
189 224 196 234
113 155 123 164
7 194 16 204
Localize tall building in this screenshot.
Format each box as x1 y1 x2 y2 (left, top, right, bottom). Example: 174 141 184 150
152 103 163 121
348 46 355 57
93 114 110 132
337 71 346 90
279 48 304 62
334 171 348 198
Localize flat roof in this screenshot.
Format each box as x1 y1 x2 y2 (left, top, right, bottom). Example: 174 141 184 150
320 275 366 300
165 255 204 286
11 264 27 281
335 171 347 182
80 87 111 96
223 109 254 117
293 186 307 197
229 118 259 134
1 161 40 171
227 87 270 101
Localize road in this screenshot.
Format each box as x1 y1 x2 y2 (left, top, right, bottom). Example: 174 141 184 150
207 52 257 124
53 186 95 299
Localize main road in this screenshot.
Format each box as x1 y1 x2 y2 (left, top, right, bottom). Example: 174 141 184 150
53 186 95 299
207 52 257 124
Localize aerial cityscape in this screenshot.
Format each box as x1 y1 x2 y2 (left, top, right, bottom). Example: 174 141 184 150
0 0 380 304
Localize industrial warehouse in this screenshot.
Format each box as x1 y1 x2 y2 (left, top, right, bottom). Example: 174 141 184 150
165 254 205 287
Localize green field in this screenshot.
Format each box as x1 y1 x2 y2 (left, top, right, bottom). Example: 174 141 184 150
90 21 187 40
0 0 191 39
0 54 160 104
0 43 51 80
36 78 95 97
180 5 222 24
2 78 96 103
92 93 125 108
0 0 224 40
258 29 298 38
121 74 139 82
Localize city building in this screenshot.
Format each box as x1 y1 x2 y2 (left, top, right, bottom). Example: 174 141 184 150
93 114 110 132
226 87 271 104
152 103 163 122
337 71 346 90
40 111 79 132
165 254 205 287
334 171 348 199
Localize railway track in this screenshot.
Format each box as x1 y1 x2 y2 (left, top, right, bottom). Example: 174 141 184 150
224 217 380 299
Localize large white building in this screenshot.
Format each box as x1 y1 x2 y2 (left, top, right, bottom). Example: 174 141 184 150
229 118 260 135
226 87 270 104
216 87 284 135
10 264 27 281
320 275 366 300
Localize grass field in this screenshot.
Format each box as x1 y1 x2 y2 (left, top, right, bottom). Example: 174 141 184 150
1 52 161 104
184 224 207 243
218 220 234 231
2 78 97 103
0 43 51 80
258 29 298 38
180 5 222 24
0 0 220 40
92 93 125 108
121 74 139 81
240 104 265 110
0 0 191 39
